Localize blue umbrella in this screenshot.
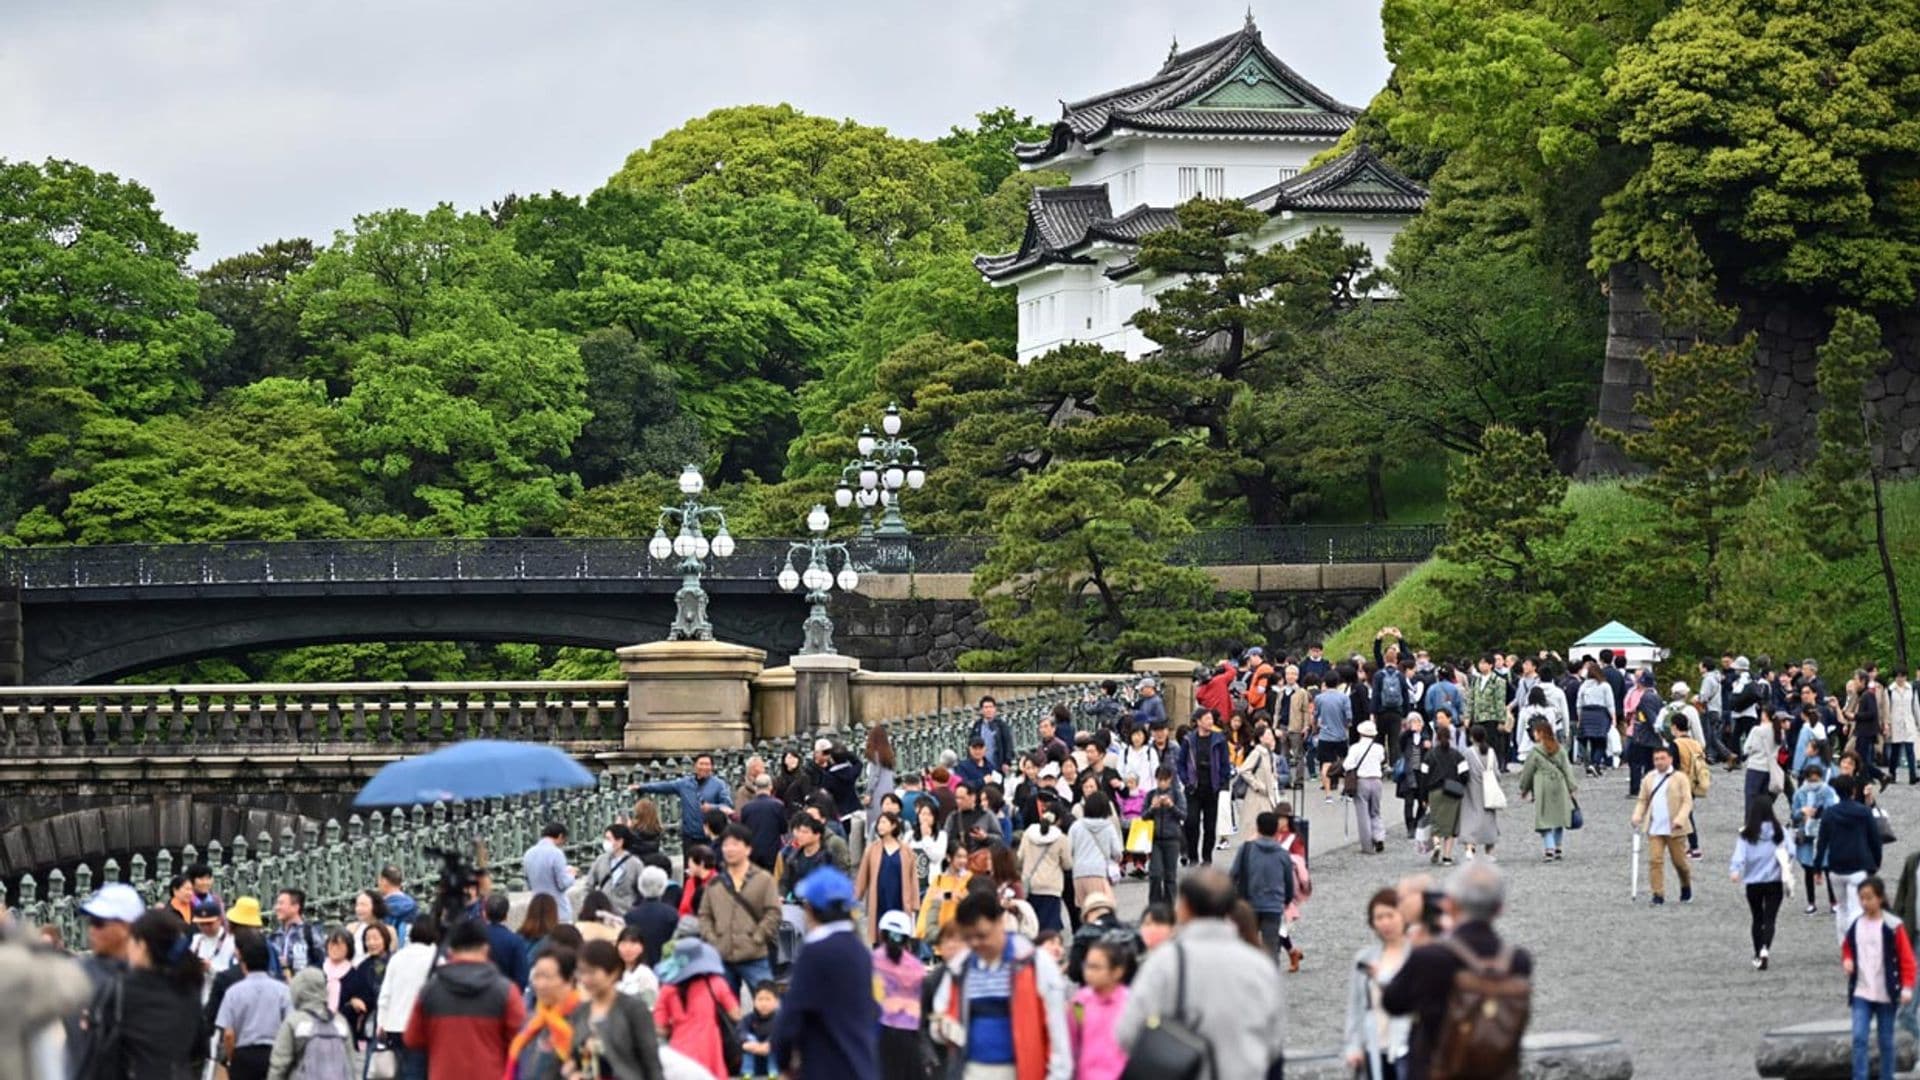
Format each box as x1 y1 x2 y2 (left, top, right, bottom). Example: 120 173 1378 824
354 740 597 807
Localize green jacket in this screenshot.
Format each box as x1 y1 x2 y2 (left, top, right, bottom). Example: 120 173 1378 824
1517 744 1579 831
1467 671 1509 729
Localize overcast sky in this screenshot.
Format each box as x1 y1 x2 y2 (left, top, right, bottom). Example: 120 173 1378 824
2 2 1389 264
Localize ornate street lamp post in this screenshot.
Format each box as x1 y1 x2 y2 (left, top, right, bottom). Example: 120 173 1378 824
648 464 735 641
777 504 861 655
833 403 926 539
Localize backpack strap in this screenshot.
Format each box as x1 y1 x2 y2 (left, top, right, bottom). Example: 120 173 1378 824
1442 937 1512 977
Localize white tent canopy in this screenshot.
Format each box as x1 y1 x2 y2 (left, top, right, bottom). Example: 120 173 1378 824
1569 621 1667 666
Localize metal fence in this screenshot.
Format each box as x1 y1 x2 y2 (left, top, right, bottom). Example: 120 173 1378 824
0 526 1442 591
1 681 1095 946
0 682 629 753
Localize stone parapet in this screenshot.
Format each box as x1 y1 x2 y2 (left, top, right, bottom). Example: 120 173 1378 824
617 639 765 752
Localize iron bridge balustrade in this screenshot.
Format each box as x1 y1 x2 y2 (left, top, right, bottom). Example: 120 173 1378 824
0 682 1105 948
0 526 1444 591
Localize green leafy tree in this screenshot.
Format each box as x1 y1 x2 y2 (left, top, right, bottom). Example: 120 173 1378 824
959 461 1258 671
0 344 102 535
0 158 229 415
1598 231 1764 651
196 238 316 392
606 104 979 273
1429 425 1577 652
936 107 1051 196
34 378 352 544
1595 0 1920 305
571 327 705 487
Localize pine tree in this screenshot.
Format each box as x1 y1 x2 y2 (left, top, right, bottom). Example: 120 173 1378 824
958 461 1258 672
1430 425 1576 653
1802 308 1908 666
1598 231 1764 653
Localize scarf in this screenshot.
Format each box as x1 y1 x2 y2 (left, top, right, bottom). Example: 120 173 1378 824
678 869 713 917
504 988 579 1079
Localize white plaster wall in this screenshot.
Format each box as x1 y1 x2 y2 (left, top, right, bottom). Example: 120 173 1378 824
1063 134 1336 212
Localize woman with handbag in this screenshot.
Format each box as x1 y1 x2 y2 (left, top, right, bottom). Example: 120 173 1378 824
1420 717 1468 867
1234 724 1281 842
1728 795 1792 970
1459 726 1504 861
1517 719 1578 861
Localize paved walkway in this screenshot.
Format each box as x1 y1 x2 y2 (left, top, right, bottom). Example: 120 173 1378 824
1109 765 1913 1079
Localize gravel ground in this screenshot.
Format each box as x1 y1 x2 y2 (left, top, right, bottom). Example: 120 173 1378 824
1111 765 1915 1079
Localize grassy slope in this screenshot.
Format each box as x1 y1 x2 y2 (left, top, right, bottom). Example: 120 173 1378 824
1325 478 1920 661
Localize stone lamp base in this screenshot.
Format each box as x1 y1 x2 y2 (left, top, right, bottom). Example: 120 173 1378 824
617 639 766 752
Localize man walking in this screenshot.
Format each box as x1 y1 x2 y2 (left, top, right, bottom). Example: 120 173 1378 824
1817 775 1884 943
266 888 325 980
770 868 878 1080
1119 868 1287 1080
634 753 734 854
1314 671 1354 804
1467 654 1511 767
481 893 528 990
1229 811 1297 964
520 821 577 922
376 866 419 946
1180 707 1233 864
737 773 789 871
213 937 290 1080
403 918 524 1080
972 696 1015 773
1631 745 1695 905
701 823 783 996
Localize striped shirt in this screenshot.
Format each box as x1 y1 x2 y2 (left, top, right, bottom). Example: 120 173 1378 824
964 951 1016 1065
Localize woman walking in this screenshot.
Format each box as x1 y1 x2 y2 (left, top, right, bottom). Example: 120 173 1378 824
1578 662 1615 776
1744 711 1787 804
871 911 928 1080
1422 719 1468 866
1018 807 1074 932
1397 713 1431 841
571 940 663 1080
1236 724 1282 842
1342 888 1413 1080
1459 726 1504 861
866 724 899 837
1067 792 1123 910
507 948 580 1080
1517 719 1578 861
1793 764 1842 915
115 910 205 1078
855 810 919 942
1729 795 1790 970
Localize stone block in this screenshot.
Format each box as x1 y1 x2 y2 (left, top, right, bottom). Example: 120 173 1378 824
617 639 764 752
1293 1032 1631 1080
1258 564 1322 592
1321 563 1385 591
1885 364 1915 397
1757 1018 1915 1078
1208 565 1259 591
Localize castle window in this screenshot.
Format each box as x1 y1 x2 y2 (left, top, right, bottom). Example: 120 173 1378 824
1178 167 1199 201
1204 167 1225 198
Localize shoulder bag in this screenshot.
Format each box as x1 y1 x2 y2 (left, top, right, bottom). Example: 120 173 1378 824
1481 753 1509 810
1118 944 1213 1080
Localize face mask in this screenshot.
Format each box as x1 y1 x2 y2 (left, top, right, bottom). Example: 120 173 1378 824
602 839 615 854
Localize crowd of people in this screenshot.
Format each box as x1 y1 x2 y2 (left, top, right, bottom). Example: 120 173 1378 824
7 629 1919 1079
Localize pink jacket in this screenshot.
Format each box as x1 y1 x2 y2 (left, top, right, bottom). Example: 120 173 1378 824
1069 984 1130 1080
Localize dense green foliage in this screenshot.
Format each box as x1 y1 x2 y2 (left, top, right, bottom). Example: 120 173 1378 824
1429 426 1575 650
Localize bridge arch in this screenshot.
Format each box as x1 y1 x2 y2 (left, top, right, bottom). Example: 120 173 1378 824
24 593 808 684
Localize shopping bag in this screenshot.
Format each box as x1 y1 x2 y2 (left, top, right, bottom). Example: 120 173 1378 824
1126 818 1155 854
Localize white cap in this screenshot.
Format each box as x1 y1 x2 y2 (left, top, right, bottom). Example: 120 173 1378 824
1672 681 1691 698
80 883 145 924
878 910 916 938
813 738 833 754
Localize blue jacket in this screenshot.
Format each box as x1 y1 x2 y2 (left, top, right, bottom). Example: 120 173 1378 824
1815 798 1882 875
1423 681 1464 723
1132 695 1167 735
973 719 1015 772
382 891 419 946
1228 836 1296 916
1179 730 1233 791
486 921 530 989
638 774 734 837
770 925 877 1080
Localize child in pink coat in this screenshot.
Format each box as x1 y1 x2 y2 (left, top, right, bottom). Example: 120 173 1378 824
1068 939 1133 1080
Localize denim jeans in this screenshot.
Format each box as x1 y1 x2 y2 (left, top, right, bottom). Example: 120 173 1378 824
726 956 773 999
1851 996 1899 1080
743 1050 774 1077
1539 827 1564 852
1889 743 1918 782
1149 840 1182 906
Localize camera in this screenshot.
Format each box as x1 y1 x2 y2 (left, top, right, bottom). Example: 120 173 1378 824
425 845 477 925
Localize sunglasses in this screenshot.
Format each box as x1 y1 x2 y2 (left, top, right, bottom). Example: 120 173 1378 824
87 916 115 930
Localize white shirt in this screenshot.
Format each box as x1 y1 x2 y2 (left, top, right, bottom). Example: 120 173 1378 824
376 942 438 1035
1343 738 1385 779
1855 916 1890 1003
1648 768 1676 836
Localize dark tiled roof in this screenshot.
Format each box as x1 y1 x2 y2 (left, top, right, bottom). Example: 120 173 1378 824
1013 16 1357 165
1243 144 1428 215
974 190 1187 282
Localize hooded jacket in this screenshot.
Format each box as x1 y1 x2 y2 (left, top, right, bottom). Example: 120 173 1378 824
402 957 525 1080
1066 816 1123 880
1228 835 1296 917
268 968 360 1080
1816 798 1883 876
1018 825 1074 898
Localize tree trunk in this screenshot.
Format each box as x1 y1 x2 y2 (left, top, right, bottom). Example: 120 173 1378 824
1871 464 1910 671
1366 452 1389 522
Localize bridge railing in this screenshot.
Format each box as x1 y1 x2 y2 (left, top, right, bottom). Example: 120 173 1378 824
0 526 1443 591
2 681 1095 945
0 682 630 753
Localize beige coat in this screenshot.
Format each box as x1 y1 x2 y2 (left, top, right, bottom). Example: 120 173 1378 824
1631 767 1695 837
1017 825 1074 898
854 837 921 941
